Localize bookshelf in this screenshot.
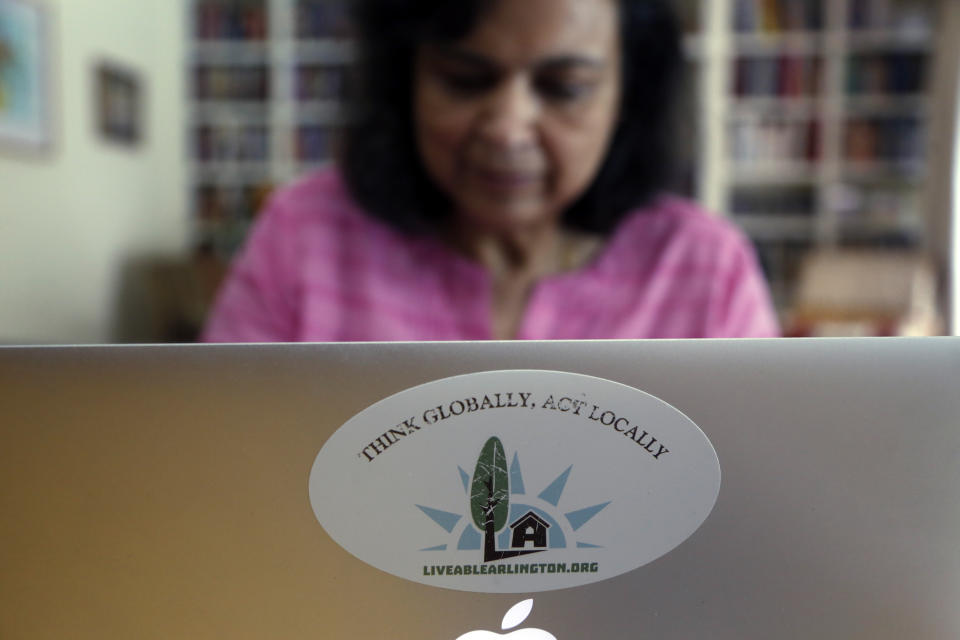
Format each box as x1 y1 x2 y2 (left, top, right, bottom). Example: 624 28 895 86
184 0 958 321
676 0 954 313
187 0 352 256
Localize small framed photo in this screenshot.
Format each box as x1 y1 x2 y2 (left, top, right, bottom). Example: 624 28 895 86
0 0 53 152
96 61 143 146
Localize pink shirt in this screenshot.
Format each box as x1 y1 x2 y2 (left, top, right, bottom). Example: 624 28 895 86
204 168 779 342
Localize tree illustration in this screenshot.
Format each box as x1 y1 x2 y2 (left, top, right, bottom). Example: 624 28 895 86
471 437 543 562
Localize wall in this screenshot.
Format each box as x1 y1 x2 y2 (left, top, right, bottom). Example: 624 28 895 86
925 2 960 332
0 0 187 343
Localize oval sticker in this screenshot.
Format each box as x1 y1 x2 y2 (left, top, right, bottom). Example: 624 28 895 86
309 370 720 593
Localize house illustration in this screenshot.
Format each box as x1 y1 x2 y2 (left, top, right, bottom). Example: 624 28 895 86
509 511 550 549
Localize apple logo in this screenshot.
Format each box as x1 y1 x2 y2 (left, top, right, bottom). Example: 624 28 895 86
456 599 557 640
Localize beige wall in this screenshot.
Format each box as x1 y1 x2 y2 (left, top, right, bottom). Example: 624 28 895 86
0 0 187 343
925 2 960 331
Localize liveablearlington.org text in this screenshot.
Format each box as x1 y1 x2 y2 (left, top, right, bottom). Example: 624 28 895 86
423 562 599 577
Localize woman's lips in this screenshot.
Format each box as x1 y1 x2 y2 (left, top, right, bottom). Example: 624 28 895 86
471 168 542 192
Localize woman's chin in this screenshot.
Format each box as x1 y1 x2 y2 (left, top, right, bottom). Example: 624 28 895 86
456 205 561 237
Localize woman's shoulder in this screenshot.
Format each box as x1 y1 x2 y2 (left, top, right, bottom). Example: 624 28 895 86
620 195 751 246
248 165 440 274
595 195 760 277
263 165 373 228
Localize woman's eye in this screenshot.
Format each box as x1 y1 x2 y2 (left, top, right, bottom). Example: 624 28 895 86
438 72 495 95
535 78 593 101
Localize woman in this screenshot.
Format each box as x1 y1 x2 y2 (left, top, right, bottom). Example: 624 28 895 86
204 0 779 342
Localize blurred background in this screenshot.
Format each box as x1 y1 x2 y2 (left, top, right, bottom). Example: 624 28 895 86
1 0 959 343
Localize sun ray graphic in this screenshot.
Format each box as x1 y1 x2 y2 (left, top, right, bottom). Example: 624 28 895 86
415 505 461 532
537 466 572 506
458 466 471 493
417 455 610 551
510 452 525 494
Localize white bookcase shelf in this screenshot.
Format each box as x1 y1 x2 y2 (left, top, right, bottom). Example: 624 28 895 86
187 0 350 255
681 0 953 312
192 41 271 63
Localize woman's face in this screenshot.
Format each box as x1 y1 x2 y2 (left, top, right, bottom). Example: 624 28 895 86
414 0 621 234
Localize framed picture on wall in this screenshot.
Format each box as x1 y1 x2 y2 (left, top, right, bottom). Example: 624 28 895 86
0 0 53 151
96 62 142 146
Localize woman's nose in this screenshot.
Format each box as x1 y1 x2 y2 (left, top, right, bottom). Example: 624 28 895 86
476 77 540 149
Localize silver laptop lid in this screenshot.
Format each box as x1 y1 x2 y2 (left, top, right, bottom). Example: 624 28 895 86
1 338 958 638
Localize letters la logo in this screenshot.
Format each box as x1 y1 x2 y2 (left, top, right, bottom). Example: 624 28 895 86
417 436 611 563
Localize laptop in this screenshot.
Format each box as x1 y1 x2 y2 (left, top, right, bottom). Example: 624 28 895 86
1 338 958 638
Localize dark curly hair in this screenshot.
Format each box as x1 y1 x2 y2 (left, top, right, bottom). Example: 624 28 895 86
339 0 684 235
